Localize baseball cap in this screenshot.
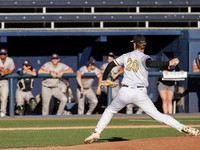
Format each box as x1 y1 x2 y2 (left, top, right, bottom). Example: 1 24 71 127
86 60 97 67
51 53 59 59
130 34 146 43
107 52 115 58
0 48 8 54
198 52 200 55
23 60 32 66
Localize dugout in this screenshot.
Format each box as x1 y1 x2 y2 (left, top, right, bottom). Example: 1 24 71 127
0 30 196 114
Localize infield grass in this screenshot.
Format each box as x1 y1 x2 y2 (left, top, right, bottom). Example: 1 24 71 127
0 117 199 149
0 128 195 149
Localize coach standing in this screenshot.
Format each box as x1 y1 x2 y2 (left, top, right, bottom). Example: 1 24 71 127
38 53 74 115
0 48 15 117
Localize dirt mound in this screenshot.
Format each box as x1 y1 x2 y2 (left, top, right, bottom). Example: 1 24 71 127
4 136 200 150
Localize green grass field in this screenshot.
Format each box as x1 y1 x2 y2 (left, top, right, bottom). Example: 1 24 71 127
0 118 199 149
0 118 200 128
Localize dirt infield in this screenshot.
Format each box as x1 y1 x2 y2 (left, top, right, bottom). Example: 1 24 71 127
2 136 200 150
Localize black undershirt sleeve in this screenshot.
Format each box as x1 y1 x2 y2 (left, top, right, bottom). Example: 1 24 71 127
146 58 169 68
103 61 117 80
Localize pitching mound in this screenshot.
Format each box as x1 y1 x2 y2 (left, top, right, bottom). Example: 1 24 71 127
4 136 200 150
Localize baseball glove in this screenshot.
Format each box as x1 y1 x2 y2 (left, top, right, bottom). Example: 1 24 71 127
100 80 118 88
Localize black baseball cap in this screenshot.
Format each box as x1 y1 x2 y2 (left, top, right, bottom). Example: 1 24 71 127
0 48 8 54
23 60 32 66
86 60 97 67
107 52 115 58
51 53 59 59
130 34 146 43
198 52 200 55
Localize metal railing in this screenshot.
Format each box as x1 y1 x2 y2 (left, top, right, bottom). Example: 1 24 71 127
1 0 200 7
1 72 200 118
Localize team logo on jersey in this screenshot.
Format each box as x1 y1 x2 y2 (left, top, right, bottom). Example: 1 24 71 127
77 69 84 74
65 65 69 69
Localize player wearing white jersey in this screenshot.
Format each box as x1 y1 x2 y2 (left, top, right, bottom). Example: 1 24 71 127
38 53 74 115
0 48 15 117
76 60 102 115
84 34 200 144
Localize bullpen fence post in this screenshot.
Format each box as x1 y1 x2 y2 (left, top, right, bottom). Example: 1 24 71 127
9 78 14 118
107 74 112 106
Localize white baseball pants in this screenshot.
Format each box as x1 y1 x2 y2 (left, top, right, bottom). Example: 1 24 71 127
105 85 133 114
0 80 9 114
42 86 67 115
16 88 34 106
77 88 98 115
95 86 184 133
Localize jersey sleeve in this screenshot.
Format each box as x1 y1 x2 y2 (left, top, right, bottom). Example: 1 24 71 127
63 64 70 71
100 64 106 70
118 65 123 71
77 66 84 75
41 63 49 71
94 68 102 76
17 68 23 75
33 68 38 76
142 55 152 69
9 59 15 71
114 54 125 66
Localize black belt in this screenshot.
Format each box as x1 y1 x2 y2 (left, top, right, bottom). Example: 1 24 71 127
43 85 57 89
84 88 90 90
122 85 144 88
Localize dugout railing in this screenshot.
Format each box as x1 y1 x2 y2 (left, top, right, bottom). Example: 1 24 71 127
1 72 200 118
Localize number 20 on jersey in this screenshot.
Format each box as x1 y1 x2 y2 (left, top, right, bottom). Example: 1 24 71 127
126 58 139 72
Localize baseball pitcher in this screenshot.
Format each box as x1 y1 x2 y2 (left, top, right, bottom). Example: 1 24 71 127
84 34 200 144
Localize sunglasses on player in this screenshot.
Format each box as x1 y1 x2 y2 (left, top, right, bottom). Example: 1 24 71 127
23 65 30 67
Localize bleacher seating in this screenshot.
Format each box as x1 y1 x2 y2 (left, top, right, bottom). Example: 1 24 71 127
0 0 200 30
